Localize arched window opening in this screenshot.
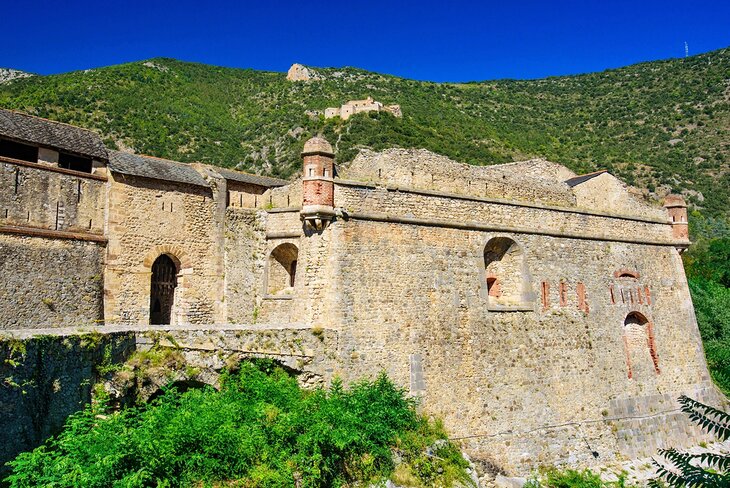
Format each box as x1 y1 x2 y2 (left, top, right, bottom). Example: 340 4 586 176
614 269 640 279
484 237 531 309
622 312 660 379
268 243 299 295
150 254 179 325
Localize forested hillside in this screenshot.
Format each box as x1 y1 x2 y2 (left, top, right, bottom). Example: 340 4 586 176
0 49 728 222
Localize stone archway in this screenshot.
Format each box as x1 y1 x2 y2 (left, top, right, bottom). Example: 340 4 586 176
150 254 179 325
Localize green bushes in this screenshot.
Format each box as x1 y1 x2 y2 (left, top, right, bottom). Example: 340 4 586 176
684 237 730 393
4 360 470 487
524 468 629 488
650 395 730 487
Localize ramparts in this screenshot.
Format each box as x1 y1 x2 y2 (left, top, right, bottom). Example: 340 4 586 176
0 109 722 477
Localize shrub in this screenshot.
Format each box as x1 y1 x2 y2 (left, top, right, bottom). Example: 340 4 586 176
4 360 469 487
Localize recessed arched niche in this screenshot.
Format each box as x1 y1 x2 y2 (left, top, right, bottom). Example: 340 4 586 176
483 237 534 311
266 243 299 295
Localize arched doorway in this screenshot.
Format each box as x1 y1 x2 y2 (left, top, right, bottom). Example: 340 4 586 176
623 311 660 379
150 254 178 325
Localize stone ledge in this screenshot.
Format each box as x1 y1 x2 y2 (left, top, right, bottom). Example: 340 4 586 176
0 224 107 243
0 155 108 181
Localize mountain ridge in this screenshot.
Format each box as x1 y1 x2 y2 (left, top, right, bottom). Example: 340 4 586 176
0 48 728 221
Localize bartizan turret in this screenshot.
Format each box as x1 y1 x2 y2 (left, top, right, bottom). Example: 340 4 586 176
300 136 336 230
663 194 689 245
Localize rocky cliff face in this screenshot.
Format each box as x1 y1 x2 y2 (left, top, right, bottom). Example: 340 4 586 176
286 63 319 81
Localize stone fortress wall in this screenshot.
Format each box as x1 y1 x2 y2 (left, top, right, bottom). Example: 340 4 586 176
0 107 720 475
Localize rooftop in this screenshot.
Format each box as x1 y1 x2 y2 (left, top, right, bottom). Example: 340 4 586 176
0 108 107 160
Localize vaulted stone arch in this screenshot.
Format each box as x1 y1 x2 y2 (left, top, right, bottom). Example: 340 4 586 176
266 243 299 295
143 244 192 270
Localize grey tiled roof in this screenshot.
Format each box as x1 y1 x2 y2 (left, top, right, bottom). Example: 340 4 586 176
109 151 209 187
565 170 608 188
214 167 289 187
0 108 107 159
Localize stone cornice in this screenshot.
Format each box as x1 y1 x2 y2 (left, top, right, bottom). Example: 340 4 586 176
341 210 690 247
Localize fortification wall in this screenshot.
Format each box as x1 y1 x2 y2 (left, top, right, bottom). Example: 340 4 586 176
316 216 720 471
104 174 224 325
0 235 104 329
0 160 106 233
341 150 579 207
333 183 675 245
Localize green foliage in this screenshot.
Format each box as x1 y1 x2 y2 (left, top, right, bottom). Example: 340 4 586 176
525 468 630 487
4 360 468 487
684 237 730 394
685 238 730 287
650 396 730 488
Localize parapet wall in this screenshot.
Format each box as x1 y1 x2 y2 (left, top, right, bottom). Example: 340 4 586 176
341 149 578 207
333 182 675 245
0 159 106 234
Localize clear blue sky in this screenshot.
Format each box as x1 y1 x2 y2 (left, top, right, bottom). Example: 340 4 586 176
2 0 729 82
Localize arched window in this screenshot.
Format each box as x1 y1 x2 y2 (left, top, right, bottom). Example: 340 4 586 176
267 243 299 295
622 312 660 379
614 269 640 279
484 237 532 309
150 254 179 325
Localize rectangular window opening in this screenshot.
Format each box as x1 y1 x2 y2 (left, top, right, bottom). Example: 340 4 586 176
58 152 92 173
0 139 37 162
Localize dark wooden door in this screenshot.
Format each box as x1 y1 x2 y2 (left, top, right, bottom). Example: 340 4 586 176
150 255 178 324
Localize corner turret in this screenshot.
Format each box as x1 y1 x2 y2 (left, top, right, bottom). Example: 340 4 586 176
300 136 335 230
664 194 689 243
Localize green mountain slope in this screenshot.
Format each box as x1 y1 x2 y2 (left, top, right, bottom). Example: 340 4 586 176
1 50 728 219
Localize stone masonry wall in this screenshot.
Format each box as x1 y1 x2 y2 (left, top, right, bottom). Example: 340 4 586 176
0 161 106 234
104 174 224 325
341 149 578 208
0 333 134 474
335 184 674 244
317 216 720 473
0 234 104 329
224 208 267 323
